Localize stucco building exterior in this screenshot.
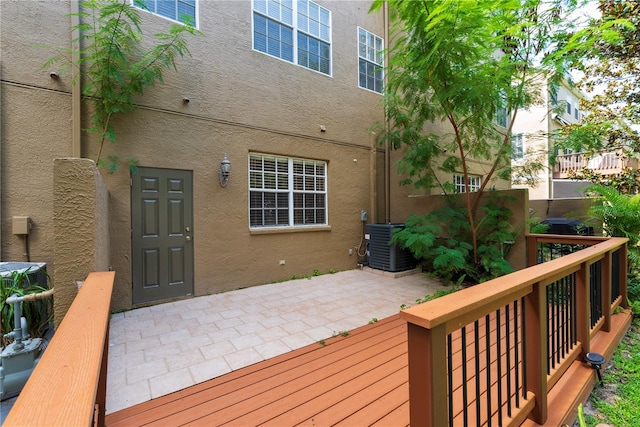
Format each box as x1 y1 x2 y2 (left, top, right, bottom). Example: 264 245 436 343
510 77 591 200
1 0 392 311
1 0 515 312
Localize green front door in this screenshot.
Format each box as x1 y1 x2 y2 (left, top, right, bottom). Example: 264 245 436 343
131 167 194 304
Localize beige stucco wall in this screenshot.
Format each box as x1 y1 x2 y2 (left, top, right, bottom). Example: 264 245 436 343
53 158 110 326
0 1 73 280
511 78 586 200
1 1 388 311
1 0 526 312
0 86 72 269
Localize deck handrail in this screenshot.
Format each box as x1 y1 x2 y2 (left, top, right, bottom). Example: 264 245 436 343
553 150 627 176
4 271 115 427
401 236 628 426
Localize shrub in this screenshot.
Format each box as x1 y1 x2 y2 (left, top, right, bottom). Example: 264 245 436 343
1 269 53 347
392 194 517 284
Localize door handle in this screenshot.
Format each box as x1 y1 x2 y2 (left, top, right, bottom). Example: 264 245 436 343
185 235 191 241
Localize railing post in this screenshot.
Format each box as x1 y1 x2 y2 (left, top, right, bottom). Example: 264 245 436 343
525 281 547 424
526 235 539 267
602 252 612 333
406 322 447 427
94 323 109 427
576 262 591 358
620 243 629 309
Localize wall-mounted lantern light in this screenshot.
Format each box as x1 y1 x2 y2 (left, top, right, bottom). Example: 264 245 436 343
219 153 232 187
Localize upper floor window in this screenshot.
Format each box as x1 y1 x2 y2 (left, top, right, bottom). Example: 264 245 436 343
566 94 573 115
134 0 196 25
511 133 524 161
453 174 481 193
574 105 580 120
358 27 383 93
249 153 327 228
253 0 331 75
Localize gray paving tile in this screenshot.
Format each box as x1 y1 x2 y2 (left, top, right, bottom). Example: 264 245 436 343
189 358 232 384
224 347 264 370
254 340 292 359
199 340 237 360
230 333 264 351
126 359 168 384
149 368 195 399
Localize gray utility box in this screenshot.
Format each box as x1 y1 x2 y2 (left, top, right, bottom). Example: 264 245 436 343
365 223 417 272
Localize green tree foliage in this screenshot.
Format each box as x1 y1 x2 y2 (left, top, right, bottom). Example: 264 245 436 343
585 184 640 269
392 194 517 284
552 1 639 190
369 0 576 271
1 270 52 346
44 0 202 172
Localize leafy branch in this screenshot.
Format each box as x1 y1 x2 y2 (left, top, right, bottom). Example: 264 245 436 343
43 0 202 173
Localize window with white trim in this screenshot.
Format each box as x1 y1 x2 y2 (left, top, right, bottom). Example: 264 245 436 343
358 27 383 93
249 154 327 228
134 0 196 25
252 0 331 75
453 174 481 193
566 93 573 115
511 133 524 160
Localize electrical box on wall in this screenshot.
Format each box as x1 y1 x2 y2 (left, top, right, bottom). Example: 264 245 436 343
12 216 31 235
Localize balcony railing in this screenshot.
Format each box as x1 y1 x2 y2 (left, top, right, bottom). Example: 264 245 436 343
553 151 629 179
4 271 115 427
401 235 628 426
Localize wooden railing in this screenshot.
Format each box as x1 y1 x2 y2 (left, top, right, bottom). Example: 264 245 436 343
401 236 628 426
553 150 627 178
4 271 115 427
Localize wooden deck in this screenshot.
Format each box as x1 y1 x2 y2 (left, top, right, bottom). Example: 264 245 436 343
105 309 632 427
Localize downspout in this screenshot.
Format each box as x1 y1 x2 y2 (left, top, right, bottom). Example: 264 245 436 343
71 0 81 158
384 1 391 223
370 134 377 224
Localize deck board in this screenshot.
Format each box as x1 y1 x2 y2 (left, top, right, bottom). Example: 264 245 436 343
106 310 632 427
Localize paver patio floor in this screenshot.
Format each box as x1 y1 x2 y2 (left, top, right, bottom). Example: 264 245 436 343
106 268 443 414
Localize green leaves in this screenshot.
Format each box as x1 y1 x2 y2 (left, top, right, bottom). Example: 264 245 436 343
46 0 202 172
370 0 574 266
551 1 640 174
1 269 53 346
392 194 516 284
586 184 640 270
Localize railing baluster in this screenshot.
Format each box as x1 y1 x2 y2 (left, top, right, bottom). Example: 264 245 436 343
546 284 552 373
556 280 561 364
514 300 520 409
474 321 481 424
572 273 577 345
521 296 527 401
563 276 569 358
506 304 512 417
461 326 468 427
485 314 492 427
447 333 453 426
496 309 503 427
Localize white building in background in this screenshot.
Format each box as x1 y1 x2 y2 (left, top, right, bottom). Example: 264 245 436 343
511 77 592 200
